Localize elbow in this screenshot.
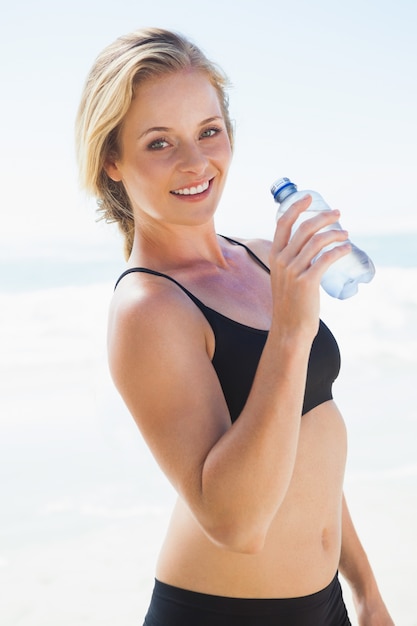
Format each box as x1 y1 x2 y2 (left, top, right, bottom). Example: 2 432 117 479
205 520 267 555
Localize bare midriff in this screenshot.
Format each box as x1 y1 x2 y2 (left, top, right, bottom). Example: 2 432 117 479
155 399 347 598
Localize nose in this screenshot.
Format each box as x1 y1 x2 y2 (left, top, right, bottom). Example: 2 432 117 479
177 141 208 175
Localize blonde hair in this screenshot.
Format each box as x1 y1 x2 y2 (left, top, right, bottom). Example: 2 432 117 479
75 27 234 259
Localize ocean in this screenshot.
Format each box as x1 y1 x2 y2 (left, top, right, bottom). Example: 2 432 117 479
0 232 416 625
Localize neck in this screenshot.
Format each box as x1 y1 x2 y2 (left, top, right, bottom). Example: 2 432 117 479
128 218 228 272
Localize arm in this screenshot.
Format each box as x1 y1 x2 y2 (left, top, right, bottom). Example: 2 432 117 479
339 494 395 625
108 198 349 553
108 269 308 554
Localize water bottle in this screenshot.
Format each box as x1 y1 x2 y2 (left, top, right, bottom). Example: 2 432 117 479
270 177 375 299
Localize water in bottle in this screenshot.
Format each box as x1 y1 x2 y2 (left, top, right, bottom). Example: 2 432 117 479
270 177 375 299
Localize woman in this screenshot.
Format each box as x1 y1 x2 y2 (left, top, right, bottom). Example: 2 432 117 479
75 28 394 626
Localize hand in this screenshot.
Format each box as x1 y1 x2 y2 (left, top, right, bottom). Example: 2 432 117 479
268 194 350 339
354 594 396 626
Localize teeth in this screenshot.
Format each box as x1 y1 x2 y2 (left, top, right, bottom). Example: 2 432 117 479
172 180 209 195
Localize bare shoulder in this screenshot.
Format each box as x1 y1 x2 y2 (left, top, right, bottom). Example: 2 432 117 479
107 272 208 378
109 271 188 333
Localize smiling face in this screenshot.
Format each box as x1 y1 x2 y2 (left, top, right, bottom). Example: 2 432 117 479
105 69 233 230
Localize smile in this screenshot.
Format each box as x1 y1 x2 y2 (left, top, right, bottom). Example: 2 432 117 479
171 180 210 196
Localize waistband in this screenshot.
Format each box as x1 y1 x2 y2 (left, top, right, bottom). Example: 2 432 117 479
152 573 340 616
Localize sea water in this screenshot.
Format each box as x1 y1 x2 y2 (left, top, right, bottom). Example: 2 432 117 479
0 233 416 625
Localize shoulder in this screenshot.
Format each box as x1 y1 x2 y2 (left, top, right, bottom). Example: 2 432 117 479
109 271 186 333
226 236 272 267
107 271 210 385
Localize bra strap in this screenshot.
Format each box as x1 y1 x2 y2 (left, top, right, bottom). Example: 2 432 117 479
114 267 205 309
219 235 270 274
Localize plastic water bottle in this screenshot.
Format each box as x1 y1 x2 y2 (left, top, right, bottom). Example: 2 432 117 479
270 177 375 299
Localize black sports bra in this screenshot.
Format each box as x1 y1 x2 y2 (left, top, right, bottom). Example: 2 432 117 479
114 237 341 421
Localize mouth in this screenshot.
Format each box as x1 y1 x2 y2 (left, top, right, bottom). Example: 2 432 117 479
170 179 211 196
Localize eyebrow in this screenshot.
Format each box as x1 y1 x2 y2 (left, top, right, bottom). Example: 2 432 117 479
139 116 223 139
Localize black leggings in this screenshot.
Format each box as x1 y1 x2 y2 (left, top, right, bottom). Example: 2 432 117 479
143 573 351 626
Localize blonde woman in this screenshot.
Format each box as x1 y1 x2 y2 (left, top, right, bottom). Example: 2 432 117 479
76 28 394 626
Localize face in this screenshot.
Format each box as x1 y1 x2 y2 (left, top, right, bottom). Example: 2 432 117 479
105 70 233 228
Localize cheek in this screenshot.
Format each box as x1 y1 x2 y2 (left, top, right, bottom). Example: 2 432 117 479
122 162 168 211
122 159 156 190
221 134 233 161
219 142 233 172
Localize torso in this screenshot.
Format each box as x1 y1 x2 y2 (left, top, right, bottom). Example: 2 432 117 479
114 235 348 598
157 399 346 598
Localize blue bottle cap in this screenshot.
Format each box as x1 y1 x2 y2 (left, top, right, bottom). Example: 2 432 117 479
270 177 297 202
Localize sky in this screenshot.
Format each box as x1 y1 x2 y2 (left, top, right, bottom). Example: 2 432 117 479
1 0 416 258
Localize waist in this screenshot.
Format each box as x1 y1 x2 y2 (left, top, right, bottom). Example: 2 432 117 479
156 509 342 598
147 573 351 624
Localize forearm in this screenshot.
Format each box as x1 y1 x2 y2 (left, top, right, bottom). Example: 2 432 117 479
339 494 395 624
200 330 311 552
339 495 378 594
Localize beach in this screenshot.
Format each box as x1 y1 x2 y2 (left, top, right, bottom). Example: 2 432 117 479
1 234 416 625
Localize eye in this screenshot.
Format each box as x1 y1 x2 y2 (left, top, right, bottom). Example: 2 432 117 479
148 137 170 150
200 127 222 139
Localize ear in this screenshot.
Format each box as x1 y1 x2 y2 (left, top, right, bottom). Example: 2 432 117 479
103 152 123 182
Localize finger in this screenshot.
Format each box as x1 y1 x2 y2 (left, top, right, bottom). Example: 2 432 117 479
288 209 342 250
290 228 350 275
307 241 352 280
274 209 343 271
272 194 312 252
